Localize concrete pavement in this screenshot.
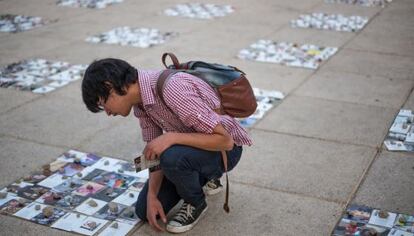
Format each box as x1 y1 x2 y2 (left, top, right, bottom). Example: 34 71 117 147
0 0 413 235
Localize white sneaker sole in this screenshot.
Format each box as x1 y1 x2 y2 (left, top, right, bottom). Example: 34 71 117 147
203 186 223 196
166 205 208 234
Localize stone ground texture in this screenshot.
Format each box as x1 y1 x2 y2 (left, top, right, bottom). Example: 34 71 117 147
0 0 413 235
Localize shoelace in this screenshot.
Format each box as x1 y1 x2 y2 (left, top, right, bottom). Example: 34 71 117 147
173 203 195 223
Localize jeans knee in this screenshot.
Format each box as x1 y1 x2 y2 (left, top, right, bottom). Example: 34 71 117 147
160 145 185 170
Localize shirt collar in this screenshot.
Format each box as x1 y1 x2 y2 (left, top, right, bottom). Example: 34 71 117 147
137 69 157 107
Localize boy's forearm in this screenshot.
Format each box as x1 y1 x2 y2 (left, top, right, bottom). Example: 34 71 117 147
148 170 164 199
170 131 234 151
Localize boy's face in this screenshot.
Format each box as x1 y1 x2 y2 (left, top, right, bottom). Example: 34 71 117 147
99 89 132 117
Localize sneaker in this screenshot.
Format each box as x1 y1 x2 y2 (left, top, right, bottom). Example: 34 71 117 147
166 201 208 233
203 178 223 196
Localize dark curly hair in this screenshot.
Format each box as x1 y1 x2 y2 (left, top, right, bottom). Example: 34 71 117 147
81 58 138 113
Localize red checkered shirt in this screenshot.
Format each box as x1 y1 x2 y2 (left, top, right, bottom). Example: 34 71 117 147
133 69 253 146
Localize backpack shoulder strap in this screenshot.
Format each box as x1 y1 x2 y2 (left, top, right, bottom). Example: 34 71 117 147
156 69 179 105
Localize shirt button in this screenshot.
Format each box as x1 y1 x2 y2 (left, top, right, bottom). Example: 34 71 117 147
161 119 165 123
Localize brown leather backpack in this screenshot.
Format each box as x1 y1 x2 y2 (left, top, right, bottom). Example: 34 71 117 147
156 53 257 118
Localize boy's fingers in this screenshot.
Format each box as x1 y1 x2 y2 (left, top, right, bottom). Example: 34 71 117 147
159 207 167 223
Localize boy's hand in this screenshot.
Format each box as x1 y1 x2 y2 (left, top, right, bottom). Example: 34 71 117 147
147 196 167 232
144 133 175 160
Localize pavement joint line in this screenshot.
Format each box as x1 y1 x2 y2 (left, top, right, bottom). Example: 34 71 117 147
292 93 406 110
75 117 125 148
328 59 414 234
252 127 380 149
321 67 414 82
232 179 345 204
0 95 44 117
329 147 382 235
0 133 73 150
345 47 414 60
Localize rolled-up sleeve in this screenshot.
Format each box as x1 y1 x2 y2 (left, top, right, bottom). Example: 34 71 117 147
163 75 220 134
133 106 162 142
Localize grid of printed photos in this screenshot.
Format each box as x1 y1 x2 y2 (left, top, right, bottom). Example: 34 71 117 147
86 27 177 48
0 150 148 236
325 0 392 7
0 59 87 94
333 204 414 236
0 15 49 33
238 39 338 69
238 88 284 128
291 13 369 32
57 0 123 9
383 109 414 152
164 3 234 19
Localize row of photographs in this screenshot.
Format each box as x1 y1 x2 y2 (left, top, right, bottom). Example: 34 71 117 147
333 204 414 236
384 109 414 152
0 150 148 236
238 88 284 128
0 59 86 93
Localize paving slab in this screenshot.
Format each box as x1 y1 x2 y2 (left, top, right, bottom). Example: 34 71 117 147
38 40 148 65
321 49 414 81
294 70 414 108
345 17 414 57
133 182 342 236
0 31 77 66
0 93 122 148
0 88 40 115
352 150 414 214
255 95 397 147
0 136 65 188
376 0 414 29
233 129 376 202
79 116 146 160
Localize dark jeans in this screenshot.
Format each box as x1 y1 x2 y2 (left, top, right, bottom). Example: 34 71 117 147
134 144 243 221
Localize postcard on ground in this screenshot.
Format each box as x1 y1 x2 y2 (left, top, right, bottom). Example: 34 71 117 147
52 178 84 193
0 192 19 207
91 172 136 189
0 197 31 215
14 202 46 220
51 212 88 232
37 173 66 189
93 187 125 202
92 157 120 171
394 214 414 233
117 206 140 225
368 209 397 228
31 207 67 226
2 181 33 195
98 221 135 236
112 190 139 206
333 218 390 236
93 202 127 221
73 182 105 197
75 198 107 215
55 194 87 209
82 168 109 181
128 178 146 192
345 205 373 223
17 185 50 201
72 216 108 236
